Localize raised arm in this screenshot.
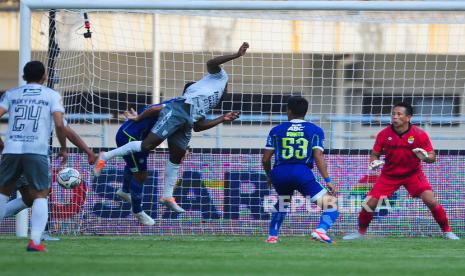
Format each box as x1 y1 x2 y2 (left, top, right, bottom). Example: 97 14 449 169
193 111 240 132
124 105 164 122
206 42 249 74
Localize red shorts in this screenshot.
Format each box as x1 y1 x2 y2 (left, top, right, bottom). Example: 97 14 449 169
367 172 432 199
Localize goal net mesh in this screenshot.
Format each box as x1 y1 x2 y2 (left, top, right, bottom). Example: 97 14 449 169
2 8 464 236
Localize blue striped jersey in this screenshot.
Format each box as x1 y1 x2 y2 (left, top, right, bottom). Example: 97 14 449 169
265 119 325 167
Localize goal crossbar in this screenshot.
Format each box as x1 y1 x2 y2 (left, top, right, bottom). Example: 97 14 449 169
22 0 465 11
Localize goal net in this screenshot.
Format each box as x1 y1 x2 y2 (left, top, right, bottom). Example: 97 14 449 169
3 3 465 237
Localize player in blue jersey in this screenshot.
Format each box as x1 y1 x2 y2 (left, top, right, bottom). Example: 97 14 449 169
94 42 248 215
262 96 339 244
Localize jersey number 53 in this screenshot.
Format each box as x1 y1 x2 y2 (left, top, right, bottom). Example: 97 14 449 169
281 137 309 159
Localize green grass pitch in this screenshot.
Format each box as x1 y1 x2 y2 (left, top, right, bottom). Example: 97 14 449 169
1 236 464 275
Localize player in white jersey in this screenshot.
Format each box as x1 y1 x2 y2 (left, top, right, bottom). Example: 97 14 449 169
0 120 97 241
0 61 67 252
94 42 249 212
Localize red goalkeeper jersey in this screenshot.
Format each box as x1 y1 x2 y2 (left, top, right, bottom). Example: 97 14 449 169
373 124 433 177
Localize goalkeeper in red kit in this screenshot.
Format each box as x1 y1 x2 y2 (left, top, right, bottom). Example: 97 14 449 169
343 102 459 240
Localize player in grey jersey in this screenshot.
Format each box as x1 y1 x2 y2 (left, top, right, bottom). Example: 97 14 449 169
0 121 97 241
94 42 249 212
0 61 67 252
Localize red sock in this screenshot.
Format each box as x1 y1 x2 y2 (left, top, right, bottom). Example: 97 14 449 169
430 204 451 232
358 210 374 234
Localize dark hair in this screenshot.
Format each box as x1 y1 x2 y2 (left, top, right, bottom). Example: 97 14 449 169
287 96 308 117
23 61 46 83
393 101 413 116
183 82 196 94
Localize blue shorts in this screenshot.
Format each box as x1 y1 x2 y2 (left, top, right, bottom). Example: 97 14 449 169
115 131 148 173
271 164 327 202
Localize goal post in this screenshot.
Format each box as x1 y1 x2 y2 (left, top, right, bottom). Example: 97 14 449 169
13 1 465 237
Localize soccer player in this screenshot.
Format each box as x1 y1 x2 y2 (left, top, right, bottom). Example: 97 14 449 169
343 102 460 240
0 124 97 236
0 61 68 252
262 96 339 244
114 93 240 224
93 42 249 211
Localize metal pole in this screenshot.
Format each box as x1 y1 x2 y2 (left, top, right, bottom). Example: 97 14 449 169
16 1 32 238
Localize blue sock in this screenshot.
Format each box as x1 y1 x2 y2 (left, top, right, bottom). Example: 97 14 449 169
317 208 339 232
269 212 287 237
130 178 144 214
122 167 132 193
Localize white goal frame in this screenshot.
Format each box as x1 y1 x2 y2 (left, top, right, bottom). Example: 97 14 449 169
16 0 465 237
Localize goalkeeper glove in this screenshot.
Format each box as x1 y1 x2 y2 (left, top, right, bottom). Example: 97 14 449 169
368 160 384 170
412 148 428 161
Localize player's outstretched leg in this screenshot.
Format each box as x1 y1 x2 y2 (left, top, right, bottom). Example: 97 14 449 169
129 178 154 226
159 160 185 213
3 197 28 218
420 191 460 240
28 197 49 252
94 141 144 177
343 197 378 240
93 152 107 177
342 209 374 240
267 211 287 243
311 195 339 244
116 167 132 203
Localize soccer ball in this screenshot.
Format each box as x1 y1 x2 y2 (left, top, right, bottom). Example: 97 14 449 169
57 168 81 189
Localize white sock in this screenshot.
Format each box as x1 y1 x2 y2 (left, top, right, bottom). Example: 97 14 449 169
4 197 28 218
163 160 180 198
103 141 142 161
30 198 48 245
0 193 9 221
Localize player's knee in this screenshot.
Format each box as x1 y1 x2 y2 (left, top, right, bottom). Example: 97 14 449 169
319 194 338 210
28 188 49 200
362 197 378 212
23 197 33 207
141 141 155 152
169 153 184 164
141 133 163 152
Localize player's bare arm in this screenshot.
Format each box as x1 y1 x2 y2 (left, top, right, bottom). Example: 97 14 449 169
53 111 68 165
124 105 163 122
66 126 97 164
313 149 335 194
262 149 273 188
206 42 249 74
193 111 240 132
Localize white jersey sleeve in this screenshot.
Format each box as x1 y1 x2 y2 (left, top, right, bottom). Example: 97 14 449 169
182 68 228 122
51 91 65 114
